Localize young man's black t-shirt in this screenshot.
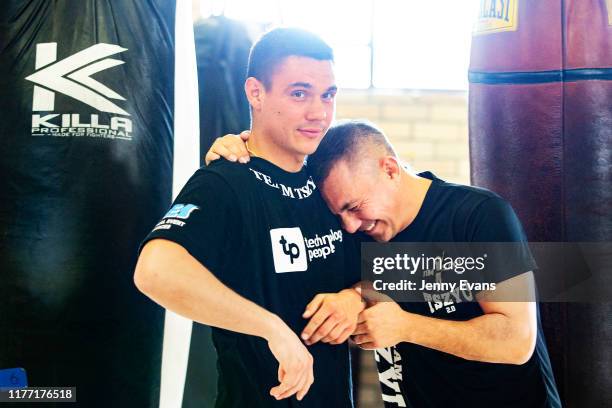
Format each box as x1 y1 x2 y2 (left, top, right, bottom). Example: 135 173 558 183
370 172 561 408
142 158 359 408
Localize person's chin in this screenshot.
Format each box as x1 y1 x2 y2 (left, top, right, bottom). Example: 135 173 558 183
300 139 322 155
372 233 390 243
371 225 392 242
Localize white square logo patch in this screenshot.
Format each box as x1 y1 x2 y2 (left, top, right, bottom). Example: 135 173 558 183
270 227 307 273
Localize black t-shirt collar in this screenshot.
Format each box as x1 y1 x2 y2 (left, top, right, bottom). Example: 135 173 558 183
247 156 311 186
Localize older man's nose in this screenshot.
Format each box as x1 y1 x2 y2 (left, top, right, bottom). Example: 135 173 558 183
340 214 360 234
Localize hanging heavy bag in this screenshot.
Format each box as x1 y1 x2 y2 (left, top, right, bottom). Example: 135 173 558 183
0 1 175 406
469 1 612 406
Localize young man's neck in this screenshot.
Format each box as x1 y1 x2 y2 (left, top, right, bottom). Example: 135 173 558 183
247 127 306 173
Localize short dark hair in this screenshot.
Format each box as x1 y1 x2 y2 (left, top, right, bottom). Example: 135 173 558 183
307 120 396 186
247 27 334 89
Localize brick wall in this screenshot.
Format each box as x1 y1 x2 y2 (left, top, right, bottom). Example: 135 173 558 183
337 89 471 408
336 89 470 185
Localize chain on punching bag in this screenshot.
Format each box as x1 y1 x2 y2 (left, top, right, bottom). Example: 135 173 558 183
0 1 175 406
469 0 612 406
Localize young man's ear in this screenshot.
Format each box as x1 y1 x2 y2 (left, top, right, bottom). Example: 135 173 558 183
379 156 401 181
245 77 264 111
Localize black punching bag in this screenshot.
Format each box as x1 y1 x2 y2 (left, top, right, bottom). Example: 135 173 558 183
469 0 612 406
0 1 175 406
194 15 252 162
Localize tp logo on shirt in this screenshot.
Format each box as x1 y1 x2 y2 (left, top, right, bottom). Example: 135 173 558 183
270 228 307 273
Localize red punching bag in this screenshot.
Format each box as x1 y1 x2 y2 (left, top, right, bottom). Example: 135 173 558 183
469 1 612 406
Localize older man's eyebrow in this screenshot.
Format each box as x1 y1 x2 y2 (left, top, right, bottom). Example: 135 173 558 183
339 200 356 213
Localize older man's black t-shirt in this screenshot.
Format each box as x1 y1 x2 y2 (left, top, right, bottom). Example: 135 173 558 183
142 158 358 408
370 172 560 408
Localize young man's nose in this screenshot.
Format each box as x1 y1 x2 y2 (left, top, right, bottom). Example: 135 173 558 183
305 98 328 121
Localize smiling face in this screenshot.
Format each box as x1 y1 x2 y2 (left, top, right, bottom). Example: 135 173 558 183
321 158 404 242
246 56 337 168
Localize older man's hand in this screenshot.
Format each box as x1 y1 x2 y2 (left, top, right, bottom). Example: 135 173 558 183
301 289 364 345
204 130 250 165
352 300 409 350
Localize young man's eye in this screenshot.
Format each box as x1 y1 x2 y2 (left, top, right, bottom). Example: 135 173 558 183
291 90 306 98
322 92 336 101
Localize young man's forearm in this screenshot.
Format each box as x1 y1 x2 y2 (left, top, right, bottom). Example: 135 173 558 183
135 239 315 400
134 238 284 339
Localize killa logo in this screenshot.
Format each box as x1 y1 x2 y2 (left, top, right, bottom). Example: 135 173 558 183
25 43 133 140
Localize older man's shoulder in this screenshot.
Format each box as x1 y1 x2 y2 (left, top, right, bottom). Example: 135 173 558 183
430 175 513 217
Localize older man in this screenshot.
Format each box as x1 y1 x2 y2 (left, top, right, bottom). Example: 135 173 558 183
208 119 560 407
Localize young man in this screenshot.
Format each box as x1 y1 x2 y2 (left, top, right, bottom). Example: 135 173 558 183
134 29 363 407
208 120 561 407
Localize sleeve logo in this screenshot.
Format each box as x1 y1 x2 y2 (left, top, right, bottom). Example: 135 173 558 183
163 204 200 219
152 204 199 231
